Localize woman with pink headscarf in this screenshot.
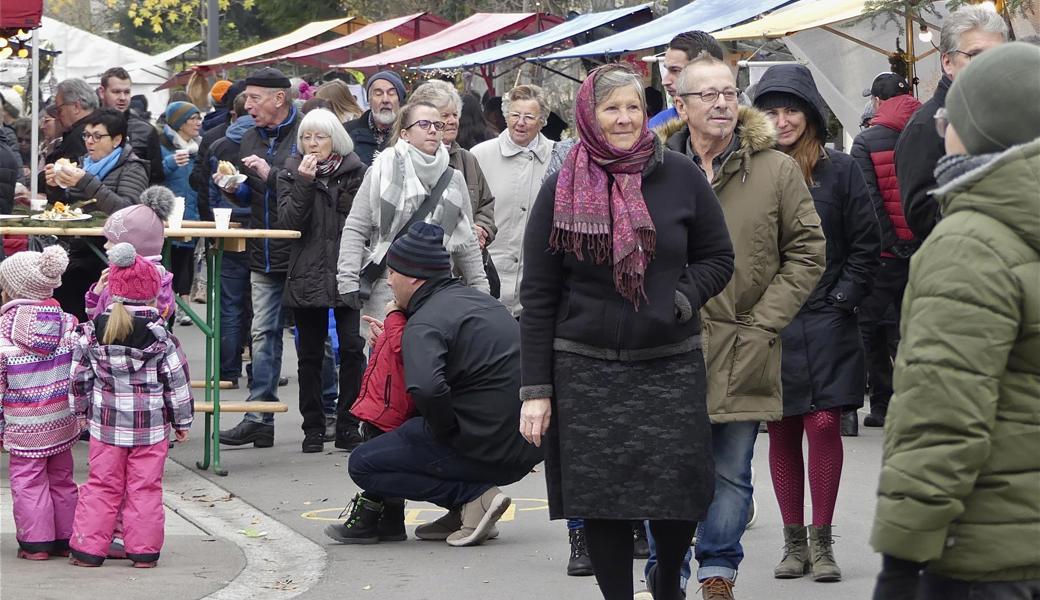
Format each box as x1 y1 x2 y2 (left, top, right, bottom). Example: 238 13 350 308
517 65 734 600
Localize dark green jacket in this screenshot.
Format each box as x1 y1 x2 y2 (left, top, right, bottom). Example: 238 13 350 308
871 138 1040 581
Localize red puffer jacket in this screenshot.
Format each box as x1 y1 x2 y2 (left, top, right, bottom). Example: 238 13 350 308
350 310 415 432
851 94 922 257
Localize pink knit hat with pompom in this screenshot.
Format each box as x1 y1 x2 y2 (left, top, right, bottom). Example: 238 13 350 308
107 243 161 304
0 246 69 300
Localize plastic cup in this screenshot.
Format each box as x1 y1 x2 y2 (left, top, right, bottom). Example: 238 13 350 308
213 208 232 231
168 196 185 229
30 197 47 211
176 149 190 163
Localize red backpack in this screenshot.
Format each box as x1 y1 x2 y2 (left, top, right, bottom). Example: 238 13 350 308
350 311 415 432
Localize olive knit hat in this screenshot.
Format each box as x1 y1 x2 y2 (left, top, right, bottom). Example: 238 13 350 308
946 42 1040 155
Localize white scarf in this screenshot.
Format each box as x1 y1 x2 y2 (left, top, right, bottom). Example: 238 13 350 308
364 139 476 266
165 124 200 154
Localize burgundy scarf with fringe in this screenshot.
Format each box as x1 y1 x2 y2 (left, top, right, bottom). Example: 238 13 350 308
552 68 657 308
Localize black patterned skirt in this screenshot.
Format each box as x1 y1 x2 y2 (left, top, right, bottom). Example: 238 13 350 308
545 349 715 521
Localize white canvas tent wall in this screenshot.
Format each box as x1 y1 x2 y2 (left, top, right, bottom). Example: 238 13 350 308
36 16 170 111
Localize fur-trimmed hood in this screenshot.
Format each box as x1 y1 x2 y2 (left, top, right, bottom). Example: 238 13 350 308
655 106 777 179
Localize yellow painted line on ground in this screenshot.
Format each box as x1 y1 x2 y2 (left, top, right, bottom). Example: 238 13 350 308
301 498 549 523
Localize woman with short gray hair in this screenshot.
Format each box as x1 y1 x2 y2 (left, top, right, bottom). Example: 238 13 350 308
471 84 555 316
277 108 368 453
519 64 734 600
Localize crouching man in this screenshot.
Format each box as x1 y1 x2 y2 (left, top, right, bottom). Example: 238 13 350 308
326 222 543 547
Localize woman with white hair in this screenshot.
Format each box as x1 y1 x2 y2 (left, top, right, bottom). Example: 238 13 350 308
277 108 368 454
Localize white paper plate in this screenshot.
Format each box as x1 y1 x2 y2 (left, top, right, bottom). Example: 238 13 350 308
0 214 27 220
30 213 92 222
217 173 247 188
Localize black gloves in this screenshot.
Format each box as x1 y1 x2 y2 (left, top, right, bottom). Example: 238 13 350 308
340 291 363 311
872 554 925 600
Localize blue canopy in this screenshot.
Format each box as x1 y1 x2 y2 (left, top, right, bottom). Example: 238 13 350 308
531 0 797 61
416 4 653 70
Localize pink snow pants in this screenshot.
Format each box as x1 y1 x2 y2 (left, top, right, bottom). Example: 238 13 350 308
70 438 167 565
8 448 78 554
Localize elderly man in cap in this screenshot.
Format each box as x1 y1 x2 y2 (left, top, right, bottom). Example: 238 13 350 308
326 222 541 548
218 67 306 449
345 71 405 165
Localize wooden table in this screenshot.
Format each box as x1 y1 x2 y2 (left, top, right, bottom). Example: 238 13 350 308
0 223 301 475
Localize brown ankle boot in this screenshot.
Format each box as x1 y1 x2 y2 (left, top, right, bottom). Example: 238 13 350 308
809 524 842 582
773 524 810 578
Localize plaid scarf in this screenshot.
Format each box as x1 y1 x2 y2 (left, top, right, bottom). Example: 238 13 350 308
552 66 658 308
316 153 343 178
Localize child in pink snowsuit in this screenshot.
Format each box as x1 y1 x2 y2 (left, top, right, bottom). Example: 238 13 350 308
0 246 81 560
70 243 194 568
84 186 176 322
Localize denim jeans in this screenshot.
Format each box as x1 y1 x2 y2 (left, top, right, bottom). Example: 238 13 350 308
348 417 532 509
321 339 338 415
244 271 286 425
645 420 759 585
919 573 1040 600
219 252 251 382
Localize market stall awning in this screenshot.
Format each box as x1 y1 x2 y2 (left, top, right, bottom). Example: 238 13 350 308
244 12 450 67
0 0 43 30
713 0 874 41
533 0 797 61
417 4 653 70
117 40 201 74
196 16 357 70
337 12 560 69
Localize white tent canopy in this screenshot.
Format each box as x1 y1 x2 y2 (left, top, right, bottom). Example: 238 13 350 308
36 16 172 110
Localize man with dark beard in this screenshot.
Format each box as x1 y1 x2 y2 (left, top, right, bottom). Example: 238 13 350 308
345 71 405 166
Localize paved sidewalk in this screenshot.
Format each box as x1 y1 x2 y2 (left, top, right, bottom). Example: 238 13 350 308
0 442 247 600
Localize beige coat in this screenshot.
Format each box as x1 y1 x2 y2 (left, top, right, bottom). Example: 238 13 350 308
659 107 826 422
471 130 554 316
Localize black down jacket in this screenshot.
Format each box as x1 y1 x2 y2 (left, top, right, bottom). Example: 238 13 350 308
277 152 367 309
755 65 882 416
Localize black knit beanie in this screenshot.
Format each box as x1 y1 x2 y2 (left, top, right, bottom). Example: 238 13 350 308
387 222 451 279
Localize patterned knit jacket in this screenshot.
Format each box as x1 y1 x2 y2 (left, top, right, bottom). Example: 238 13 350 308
0 299 81 458
72 306 194 447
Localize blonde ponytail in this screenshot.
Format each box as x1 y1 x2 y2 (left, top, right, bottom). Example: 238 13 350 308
102 301 135 345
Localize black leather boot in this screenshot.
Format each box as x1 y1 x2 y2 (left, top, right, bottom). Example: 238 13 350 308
219 420 274 447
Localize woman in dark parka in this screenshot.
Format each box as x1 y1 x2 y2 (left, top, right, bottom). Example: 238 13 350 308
753 64 881 583
277 108 368 454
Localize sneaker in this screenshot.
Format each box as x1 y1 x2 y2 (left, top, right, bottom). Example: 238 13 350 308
567 528 594 577
278 377 289 387
324 494 383 545
745 498 758 530
863 412 886 428
445 487 510 547
302 432 325 453
698 577 735 600
219 420 274 448
415 509 499 541
634 522 650 559
132 561 157 568
334 427 364 452
176 310 193 327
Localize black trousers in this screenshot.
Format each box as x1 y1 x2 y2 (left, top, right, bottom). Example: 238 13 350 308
919 573 1040 600
293 307 365 437
857 257 909 415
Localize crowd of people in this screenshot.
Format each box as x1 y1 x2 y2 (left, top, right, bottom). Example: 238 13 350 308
0 3 1037 599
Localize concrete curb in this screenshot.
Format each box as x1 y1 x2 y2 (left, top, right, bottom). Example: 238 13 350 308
163 460 327 599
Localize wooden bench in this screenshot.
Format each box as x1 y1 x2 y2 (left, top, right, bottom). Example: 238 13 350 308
191 380 234 389
194 401 290 414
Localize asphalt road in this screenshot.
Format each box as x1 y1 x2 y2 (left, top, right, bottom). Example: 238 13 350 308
168 323 886 600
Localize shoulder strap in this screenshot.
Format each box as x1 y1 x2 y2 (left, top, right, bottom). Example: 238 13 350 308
360 168 456 285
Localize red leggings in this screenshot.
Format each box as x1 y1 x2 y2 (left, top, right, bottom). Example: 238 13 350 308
767 408 843 526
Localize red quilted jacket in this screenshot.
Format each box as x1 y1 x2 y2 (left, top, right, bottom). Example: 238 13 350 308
851 94 922 256
350 310 415 432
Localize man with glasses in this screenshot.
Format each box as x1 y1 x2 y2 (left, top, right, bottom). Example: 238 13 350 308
895 3 1006 241
346 71 406 166
650 55 825 600
217 67 302 450
42 79 98 200
98 67 163 184
471 84 554 317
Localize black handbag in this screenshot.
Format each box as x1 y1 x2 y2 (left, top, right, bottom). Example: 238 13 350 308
358 169 453 301
483 249 500 299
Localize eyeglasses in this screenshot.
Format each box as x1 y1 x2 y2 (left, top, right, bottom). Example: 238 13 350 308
405 120 446 132
933 107 949 138
81 132 112 143
301 133 332 143
507 112 540 124
949 49 984 61
679 89 740 104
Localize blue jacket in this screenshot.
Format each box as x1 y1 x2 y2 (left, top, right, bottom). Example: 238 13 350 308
160 127 200 247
